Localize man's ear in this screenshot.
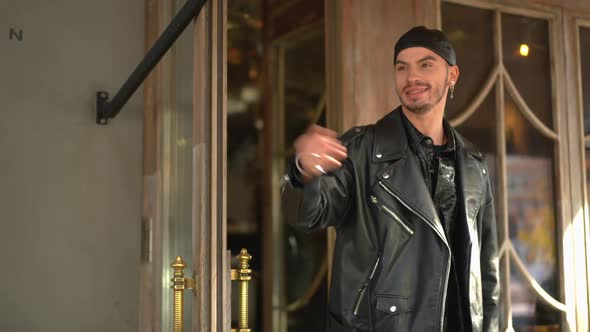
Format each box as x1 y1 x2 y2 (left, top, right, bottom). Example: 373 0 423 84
449 65 460 85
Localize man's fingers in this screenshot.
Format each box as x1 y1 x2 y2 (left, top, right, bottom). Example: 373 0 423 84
324 146 348 161
323 155 344 168
322 137 347 154
299 152 344 176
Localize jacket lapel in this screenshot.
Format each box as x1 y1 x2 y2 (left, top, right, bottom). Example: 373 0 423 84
372 109 446 241
377 155 446 240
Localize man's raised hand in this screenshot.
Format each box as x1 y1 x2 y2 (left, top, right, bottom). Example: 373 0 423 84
293 125 348 181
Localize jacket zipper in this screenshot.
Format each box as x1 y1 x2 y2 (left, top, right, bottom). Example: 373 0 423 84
370 195 414 235
378 181 451 332
353 254 381 315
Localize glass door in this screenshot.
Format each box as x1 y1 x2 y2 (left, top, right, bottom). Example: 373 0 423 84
269 24 328 332
140 0 229 331
159 0 196 330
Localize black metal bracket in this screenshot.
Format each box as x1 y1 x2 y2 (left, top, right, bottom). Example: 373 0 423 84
96 0 207 125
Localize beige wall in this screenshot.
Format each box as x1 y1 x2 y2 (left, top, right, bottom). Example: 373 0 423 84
0 1 143 331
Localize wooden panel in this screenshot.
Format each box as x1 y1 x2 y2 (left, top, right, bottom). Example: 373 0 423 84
532 0 590 14
326 0 423 129
268 0 324 40
193 0 228 331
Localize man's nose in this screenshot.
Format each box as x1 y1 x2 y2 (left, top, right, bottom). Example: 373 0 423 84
406 67 421 83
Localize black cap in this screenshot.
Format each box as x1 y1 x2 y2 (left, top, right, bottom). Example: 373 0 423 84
394 26 456 65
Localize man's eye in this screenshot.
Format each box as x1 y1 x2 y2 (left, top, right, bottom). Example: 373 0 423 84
422 63 432 68
396 66 406 71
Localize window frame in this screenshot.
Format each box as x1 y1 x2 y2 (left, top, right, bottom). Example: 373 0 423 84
439 1 581 331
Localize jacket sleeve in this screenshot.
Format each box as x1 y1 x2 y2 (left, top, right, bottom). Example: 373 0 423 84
281 156 355 233
281 127 366 233
481 175 500 332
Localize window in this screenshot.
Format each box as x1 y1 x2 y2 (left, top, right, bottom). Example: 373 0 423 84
442 2 565 331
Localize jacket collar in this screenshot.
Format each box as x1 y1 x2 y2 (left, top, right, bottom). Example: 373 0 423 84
372 107 484 162
372 107 408 163
373 107 487 242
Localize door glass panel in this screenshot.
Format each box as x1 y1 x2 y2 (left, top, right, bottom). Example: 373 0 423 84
442 2 494 119
277 27 328 332
227 0 263 329
510 261 561 332
284 31 326 147
455 92 498 192
160 0 195 329
505 93 560 330
502 14 553 128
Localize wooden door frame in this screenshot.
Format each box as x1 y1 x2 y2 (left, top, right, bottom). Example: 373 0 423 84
564 11 590 331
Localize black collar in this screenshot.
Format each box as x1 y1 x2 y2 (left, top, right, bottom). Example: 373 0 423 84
399 109 456 154
372 107 482 163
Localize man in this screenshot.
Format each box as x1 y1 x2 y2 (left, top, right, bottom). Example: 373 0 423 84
282 26 500 332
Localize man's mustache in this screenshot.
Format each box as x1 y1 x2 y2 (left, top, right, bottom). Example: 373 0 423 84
403 82 431 92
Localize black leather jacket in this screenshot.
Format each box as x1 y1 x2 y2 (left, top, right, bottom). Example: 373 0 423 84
283 109 500 332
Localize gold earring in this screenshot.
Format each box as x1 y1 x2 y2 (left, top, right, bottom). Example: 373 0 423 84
450 82 455 100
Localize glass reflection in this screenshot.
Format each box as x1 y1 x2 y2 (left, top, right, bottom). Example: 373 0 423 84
161 0 195 329
227 0 264 329
442 2 494 120
510 261 560 332
505 93 559 330
284 30 326 147
454 92 499 225
454 91 497 155
502 14 553 129
280 28 327 332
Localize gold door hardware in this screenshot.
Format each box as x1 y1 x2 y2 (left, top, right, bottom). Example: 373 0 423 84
231 249 252 332
171 256 196 332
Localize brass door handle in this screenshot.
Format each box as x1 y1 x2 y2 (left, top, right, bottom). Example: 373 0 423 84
171 256 196 332
231 249 253 332
170 249 253 332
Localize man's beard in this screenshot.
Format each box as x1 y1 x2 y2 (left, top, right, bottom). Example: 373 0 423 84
399 83 446 115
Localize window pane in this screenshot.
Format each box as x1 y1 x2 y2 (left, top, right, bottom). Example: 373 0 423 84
455 92 497 155
161 0 195 329
227 0 263 233
510 261 561 331
284 30 326 146
282 28 328 332
502 14 553 129
505 93 560 329
227 0 264 329
455 91 498 195
442 3 494 120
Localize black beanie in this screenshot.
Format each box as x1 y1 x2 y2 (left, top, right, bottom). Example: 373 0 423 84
394 26 457 66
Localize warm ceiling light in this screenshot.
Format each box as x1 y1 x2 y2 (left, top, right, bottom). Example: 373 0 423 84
519 44 530 57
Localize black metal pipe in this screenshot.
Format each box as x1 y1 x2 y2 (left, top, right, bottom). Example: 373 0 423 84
97 0 207 124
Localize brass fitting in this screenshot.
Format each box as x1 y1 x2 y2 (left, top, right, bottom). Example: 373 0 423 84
231 249 252 332
171 256 195 332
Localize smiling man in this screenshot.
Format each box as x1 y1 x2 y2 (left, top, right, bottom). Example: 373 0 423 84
283 26 500 332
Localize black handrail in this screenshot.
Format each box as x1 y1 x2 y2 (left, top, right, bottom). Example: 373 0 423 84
96 0 208 124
